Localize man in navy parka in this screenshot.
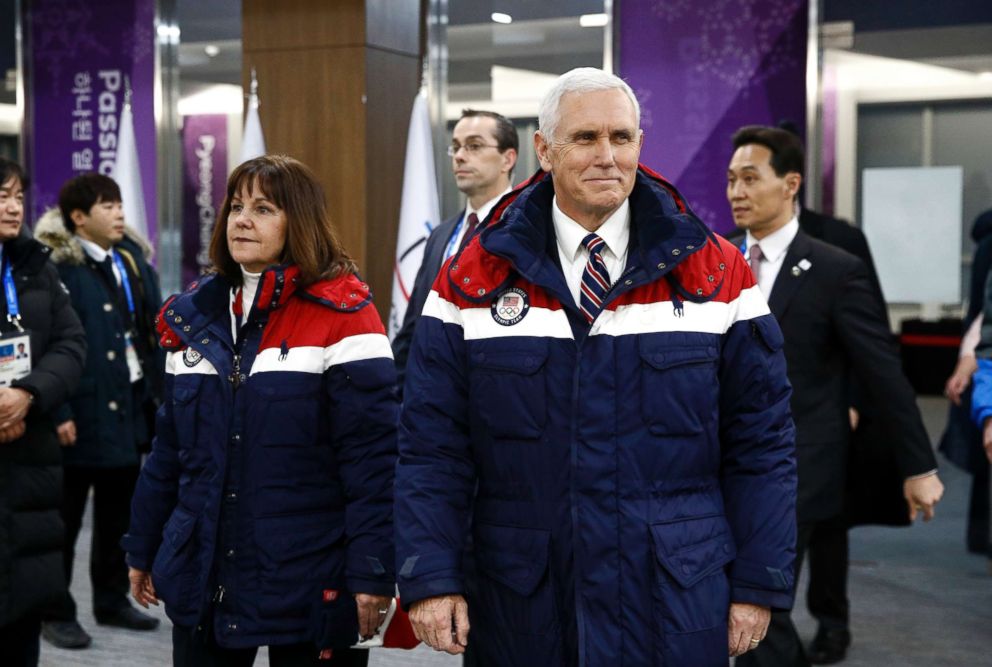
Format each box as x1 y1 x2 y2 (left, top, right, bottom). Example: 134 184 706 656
395 68 798 666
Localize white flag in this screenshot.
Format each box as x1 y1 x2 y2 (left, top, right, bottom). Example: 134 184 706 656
389 89 440 340
240 80 266 162
111 100 149 242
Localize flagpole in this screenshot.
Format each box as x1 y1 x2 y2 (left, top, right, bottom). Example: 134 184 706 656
240 68 266 162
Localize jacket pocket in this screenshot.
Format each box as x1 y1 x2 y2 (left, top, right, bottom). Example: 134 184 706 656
255 513 344 619
171 375 202 450
471 523 556 636
469 341 549 440
253 379 322 447
639 340 718 435
151 506 200 615
649 515 735 635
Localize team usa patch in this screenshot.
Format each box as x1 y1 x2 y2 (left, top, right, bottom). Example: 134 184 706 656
183 347 203 367
490 287 530 326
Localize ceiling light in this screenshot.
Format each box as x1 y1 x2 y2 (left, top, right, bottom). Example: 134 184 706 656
491 12 512 24
580 13 609 28
980 71 992 81
204 44 220 57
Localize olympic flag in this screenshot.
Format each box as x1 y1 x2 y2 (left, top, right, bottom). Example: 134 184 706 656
388 89 440 339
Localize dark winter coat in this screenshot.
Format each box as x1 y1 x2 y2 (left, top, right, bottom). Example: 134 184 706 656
396 168 797 666
122 266 397 650
0 233 86 625
35 211 163 467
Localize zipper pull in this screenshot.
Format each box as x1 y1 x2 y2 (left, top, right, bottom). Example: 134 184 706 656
214 585 225 603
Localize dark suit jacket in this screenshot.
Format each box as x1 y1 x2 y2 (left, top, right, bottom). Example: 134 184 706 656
392 211 464 389
769 231 936 524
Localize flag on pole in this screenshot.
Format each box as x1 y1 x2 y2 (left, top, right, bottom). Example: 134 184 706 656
388 89 440 339
111 81 150 243
240 69 266 162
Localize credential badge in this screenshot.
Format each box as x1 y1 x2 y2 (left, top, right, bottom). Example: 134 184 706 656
182 347 203 368
490 287 530 326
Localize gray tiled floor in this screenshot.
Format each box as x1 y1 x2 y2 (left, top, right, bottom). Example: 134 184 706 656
41 398 992 665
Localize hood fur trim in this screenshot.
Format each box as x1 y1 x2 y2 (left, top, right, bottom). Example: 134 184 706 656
34 207 155 265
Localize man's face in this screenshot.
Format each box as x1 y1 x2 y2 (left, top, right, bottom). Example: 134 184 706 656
726 143 800 236
0 177 24 242
450 116 514 199
74 198 125 249
534 88 642 229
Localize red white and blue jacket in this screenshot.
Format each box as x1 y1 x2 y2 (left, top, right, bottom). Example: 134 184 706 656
122 265 397 650
395 168 797 666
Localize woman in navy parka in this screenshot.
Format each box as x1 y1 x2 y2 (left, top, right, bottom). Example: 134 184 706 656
122 156 398 666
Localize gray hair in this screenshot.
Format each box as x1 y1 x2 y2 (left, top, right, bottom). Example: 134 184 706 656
537 68 641 142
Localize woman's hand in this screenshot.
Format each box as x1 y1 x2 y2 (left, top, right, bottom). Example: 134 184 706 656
129 567 159 608
945 355 978 406
354 593 393 640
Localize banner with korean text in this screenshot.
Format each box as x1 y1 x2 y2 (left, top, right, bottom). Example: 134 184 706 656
25 0 158 243
618 0 807 234
181 115 228 288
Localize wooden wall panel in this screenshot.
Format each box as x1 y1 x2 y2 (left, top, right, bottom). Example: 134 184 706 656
364 47 420 321
243 0 364 51
243 0 424 322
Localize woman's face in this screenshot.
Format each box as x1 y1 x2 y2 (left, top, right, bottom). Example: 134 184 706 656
226 180 288 273
0 176 24 242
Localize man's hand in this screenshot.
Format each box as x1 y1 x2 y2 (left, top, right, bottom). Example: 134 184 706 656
56 420 77 447
0 388 31 428
984 418 992 465
409 594 470 654
0 420 25 443
904 473 944 521
128 567 159 608
945 355 978 406
728 602 770 657
848 407 860 431
355 593 393 640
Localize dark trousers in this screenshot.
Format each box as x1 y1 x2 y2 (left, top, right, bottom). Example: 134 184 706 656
172 625 370 667
0 614 41 667
735 522 814 667
967 461 991 555
806 515 849 631
45 465 139 621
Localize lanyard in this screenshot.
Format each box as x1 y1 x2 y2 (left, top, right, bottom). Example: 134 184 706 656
739 240 746 255
111 251 136 315
443 212 467 262
2 258 22 332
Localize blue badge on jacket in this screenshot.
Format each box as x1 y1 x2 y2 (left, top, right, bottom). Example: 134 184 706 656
490 287 530 326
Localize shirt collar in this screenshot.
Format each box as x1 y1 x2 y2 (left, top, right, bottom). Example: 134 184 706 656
746 215 799 264
552 198 631 262
466 187 512 225
78 237 112 263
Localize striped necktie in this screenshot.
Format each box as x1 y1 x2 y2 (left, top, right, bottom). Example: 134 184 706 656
579 233 611 324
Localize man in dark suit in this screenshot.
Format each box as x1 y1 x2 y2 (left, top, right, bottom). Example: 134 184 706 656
727 126 944 667
392 109 518 385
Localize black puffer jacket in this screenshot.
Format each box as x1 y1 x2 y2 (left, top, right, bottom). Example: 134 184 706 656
0 233 86 625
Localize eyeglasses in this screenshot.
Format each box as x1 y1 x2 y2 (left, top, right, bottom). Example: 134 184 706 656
447 142 500 157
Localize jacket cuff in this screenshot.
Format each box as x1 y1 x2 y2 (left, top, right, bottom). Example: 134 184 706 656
731 585 795 612
346 577 396 598
120 533 159 571
398 578 464 611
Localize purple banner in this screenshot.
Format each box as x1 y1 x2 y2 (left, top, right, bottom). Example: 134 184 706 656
619 0 808 234
181 115 228 288
25 0 157 243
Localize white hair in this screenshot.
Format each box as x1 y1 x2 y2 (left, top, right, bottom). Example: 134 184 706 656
537 68 641 142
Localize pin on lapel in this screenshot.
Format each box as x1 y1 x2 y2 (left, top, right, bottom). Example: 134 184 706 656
791 258 812 276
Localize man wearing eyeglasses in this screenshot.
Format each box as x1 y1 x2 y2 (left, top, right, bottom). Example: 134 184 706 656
392 109 518 387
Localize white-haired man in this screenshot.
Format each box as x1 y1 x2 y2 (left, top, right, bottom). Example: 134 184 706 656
394 68 798 666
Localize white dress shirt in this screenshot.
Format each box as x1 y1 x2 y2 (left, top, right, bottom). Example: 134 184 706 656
78 237 121 285
447 187 512 254
745 216 799 298
553 198 630 308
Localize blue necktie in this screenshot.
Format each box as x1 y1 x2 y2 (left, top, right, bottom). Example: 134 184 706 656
579 233 611 324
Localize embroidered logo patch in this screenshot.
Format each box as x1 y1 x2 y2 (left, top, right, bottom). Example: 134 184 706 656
490 287 529 326
182 347 203 367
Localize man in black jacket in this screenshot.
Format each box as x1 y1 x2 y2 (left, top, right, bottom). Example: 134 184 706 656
392 109 518 388
36 174 162 649
0 158 87 666
726 127 943 667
